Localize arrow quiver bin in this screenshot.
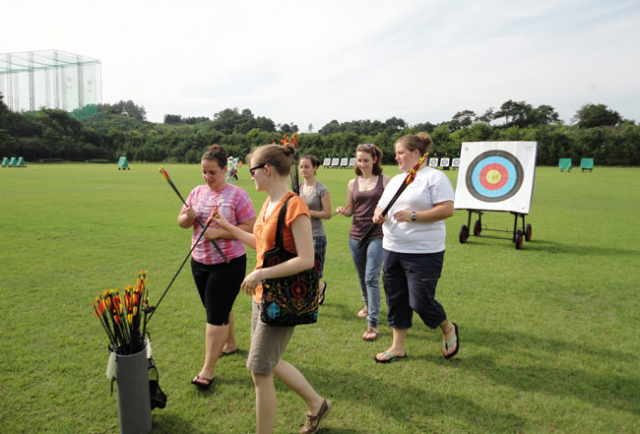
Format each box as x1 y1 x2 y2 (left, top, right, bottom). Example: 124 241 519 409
115 346 152 434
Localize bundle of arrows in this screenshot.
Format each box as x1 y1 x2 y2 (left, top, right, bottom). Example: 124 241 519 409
92 270 149 355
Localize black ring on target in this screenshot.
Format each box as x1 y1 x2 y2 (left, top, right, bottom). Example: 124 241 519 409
465 150 524 202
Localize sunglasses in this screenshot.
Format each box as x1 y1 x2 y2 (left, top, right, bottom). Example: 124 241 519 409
249 163 267 176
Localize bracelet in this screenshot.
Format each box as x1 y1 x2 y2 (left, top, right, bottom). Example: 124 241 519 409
259 268 264 282
411 210 417 222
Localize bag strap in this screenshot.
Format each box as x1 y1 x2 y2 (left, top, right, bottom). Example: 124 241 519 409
274 195 294 248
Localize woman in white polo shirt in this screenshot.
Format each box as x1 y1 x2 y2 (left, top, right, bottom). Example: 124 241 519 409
372 132 459 363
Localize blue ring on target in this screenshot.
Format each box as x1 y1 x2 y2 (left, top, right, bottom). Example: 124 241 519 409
465 150 524 202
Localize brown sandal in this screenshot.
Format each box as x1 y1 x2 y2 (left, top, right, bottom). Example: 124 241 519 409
300 398 333 434
356 306 368 318
362 327 379 341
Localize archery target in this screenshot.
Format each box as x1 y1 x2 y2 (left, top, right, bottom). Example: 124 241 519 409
452 158 461 167
440 158 450 167
455 142 537 213
429 158 439 167
466 150 523 202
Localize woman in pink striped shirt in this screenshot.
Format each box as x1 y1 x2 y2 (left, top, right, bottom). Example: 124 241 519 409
178 145 256 390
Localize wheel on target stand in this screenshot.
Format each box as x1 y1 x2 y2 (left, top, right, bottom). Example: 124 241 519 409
525 223 532 242
473 219 482 236
459 225 469 244
515 229 524 250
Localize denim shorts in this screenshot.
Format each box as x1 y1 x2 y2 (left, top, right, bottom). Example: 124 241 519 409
313 235 327 278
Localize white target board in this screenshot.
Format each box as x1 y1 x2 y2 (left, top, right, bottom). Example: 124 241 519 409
349 158 356 166
429 158 439 167
452 158 461 168
331 158 340 167
323 158 331 167
454 141 537 214
440 158 450 167
340 158 348 167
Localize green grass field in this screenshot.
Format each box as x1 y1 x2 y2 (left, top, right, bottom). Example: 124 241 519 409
1 163 639 434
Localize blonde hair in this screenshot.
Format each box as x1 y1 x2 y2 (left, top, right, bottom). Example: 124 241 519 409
248 143 297 176
395 133 434 155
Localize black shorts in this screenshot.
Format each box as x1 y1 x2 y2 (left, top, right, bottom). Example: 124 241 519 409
191 255 246 325
383 250 446 329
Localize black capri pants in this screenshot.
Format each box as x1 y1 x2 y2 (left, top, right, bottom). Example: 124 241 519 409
383 249 447 329
191 254 246 326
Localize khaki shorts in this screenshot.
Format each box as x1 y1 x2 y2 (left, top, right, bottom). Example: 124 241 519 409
246 302 295 375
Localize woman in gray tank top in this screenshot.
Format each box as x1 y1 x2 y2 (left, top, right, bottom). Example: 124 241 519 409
336 144 389 342
298 155 332 304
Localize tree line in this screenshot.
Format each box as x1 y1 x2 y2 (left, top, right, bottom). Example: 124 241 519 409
1 93 639 166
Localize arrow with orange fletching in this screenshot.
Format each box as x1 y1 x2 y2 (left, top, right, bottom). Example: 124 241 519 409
92 271 149 354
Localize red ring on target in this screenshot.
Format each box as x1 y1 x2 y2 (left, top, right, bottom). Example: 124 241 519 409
479 163 509 190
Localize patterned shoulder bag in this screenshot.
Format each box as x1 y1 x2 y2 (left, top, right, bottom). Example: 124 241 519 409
260 196 320 326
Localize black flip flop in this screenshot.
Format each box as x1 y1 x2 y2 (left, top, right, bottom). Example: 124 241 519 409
443 322 459 359
318 281 327 305
191 375 214 390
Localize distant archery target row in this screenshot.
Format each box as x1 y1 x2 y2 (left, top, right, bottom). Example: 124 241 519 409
322 157 357 168
428 158 460 168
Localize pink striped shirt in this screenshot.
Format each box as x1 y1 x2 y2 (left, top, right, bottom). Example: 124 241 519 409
184 184 256 265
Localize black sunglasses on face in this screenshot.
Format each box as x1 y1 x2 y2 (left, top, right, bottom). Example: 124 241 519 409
249 163 266 176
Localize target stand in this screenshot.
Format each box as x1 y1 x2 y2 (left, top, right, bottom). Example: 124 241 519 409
458 209 532 250
454 141 537 250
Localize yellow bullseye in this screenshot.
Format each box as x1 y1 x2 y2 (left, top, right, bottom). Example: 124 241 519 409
486 169 502 184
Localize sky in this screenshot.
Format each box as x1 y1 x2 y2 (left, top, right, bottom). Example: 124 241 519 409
5 0 640 129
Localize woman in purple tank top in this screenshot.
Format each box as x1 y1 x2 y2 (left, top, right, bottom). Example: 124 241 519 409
336 144 390 341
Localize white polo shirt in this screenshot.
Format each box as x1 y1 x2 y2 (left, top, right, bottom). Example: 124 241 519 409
377 167 455 254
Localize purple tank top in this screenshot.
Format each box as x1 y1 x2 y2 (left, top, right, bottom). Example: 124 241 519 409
350 175 385 240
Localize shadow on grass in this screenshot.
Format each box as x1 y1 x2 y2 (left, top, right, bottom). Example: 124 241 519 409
310 366 525 433
151 412 206 434
304 323 639 432
525 239 640 256
427 327 640 416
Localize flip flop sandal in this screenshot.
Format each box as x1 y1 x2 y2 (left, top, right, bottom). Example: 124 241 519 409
443 322 459 359
362 328 379 341
374 351 408 364
191 375 214 390
318 282 327 305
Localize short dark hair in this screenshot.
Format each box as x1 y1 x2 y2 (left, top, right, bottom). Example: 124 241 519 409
202 145 228 168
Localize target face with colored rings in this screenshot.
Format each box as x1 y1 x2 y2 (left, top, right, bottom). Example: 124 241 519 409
465 150 524 202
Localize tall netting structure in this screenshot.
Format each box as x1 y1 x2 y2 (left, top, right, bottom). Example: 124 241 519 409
0 49 102 119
